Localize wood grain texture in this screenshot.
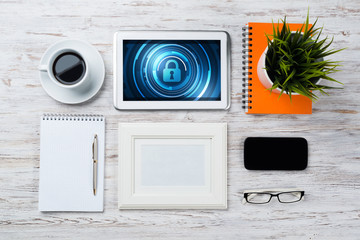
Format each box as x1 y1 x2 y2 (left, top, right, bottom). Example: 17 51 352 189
0 0 359 239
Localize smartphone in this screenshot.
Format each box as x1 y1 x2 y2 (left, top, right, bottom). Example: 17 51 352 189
244 137 308 170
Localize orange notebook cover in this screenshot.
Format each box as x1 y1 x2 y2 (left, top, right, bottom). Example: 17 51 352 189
243 22 312 114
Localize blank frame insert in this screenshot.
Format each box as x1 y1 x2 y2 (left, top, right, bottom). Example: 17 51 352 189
118 123 227 209
136 138 210 187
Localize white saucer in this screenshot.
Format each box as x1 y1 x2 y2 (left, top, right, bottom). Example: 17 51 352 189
39 39 105 104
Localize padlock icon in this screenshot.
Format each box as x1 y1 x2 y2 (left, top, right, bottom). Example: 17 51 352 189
163 60 181 82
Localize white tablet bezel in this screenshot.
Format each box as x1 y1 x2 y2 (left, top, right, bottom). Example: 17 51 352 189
113 31 230 110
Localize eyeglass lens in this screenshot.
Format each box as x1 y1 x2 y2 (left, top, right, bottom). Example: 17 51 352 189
246 193 272 203
277 192 302 203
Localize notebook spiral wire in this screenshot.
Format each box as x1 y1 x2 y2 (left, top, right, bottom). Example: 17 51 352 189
42 113 104 122
241 26 253 111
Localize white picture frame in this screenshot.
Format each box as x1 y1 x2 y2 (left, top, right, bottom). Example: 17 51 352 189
118 123 227 209
113 31 231 110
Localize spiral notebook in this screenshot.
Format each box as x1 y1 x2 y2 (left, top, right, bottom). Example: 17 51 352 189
39 114 105 212
242 22 312 114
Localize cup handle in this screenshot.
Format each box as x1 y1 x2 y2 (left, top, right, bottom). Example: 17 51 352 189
38 65 48 72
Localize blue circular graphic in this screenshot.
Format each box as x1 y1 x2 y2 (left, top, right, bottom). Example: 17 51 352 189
123 40 220 101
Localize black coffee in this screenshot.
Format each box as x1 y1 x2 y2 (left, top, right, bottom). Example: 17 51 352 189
53 52 86 85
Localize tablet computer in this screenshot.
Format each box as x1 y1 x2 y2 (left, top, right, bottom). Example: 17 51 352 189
113 31 230 110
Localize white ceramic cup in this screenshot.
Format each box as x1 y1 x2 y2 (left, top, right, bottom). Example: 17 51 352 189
38 48 90 90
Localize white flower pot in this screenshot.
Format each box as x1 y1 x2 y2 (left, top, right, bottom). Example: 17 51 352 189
257 34 322 96
257 46 299 95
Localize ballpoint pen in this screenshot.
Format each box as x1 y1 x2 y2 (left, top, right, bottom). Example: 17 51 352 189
92 134 98 196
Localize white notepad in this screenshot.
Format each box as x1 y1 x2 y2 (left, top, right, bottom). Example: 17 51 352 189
39 114 105 212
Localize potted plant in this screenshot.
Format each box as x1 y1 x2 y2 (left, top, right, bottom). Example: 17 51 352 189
257 12 344 101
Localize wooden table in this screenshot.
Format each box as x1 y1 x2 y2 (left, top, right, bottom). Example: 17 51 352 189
1 0 359 239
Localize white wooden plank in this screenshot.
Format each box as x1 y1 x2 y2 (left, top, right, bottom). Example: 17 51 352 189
0 0 359 239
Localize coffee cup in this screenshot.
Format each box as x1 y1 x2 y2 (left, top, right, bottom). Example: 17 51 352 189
39 48 90 90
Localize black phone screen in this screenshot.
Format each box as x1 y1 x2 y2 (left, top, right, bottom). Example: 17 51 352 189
244 137 308 170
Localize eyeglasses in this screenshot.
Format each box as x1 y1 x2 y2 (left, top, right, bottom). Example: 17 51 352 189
243 189 305 204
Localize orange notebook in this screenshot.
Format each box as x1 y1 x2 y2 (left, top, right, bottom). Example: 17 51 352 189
242 22 312 114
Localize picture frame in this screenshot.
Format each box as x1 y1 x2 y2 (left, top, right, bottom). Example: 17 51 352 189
113 31 231 110
118 123 227 209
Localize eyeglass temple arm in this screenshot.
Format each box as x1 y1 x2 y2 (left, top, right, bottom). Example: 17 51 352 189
241 192 266 204
243 188 303 193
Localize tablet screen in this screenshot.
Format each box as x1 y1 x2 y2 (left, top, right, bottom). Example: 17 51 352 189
123 40 220 101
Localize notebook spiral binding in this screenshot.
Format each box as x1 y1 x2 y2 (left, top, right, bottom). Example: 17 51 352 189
241 25 253 112
42 114 104 122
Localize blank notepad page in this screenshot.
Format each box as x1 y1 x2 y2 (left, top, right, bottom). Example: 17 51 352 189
39 114 105 212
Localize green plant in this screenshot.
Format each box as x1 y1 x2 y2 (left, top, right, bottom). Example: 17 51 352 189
265 11 344 101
